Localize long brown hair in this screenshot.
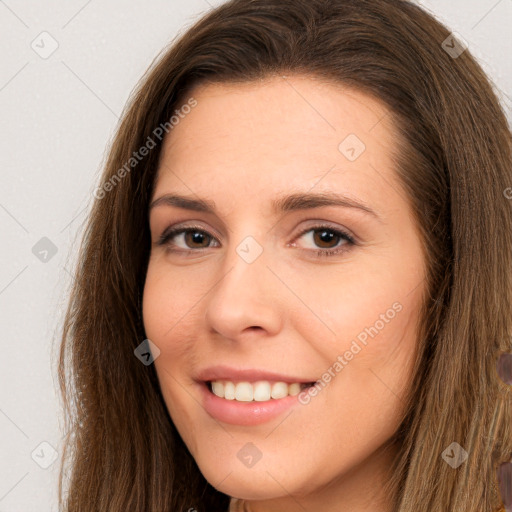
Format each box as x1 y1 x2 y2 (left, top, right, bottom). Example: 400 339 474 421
58 0 512 510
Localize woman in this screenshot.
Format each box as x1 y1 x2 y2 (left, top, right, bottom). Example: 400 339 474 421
58 0 512 510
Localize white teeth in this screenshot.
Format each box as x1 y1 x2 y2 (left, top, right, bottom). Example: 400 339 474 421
211 381 224 398
288 383 301 396
210 380 310 401
224 381 235 400
253 381 271 401
235 382 253 402
271 381 288 399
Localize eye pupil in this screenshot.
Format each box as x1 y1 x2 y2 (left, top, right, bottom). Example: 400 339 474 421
313 229 338 248
185 231 210 248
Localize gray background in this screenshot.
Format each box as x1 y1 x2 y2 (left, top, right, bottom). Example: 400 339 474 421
0 0 510 510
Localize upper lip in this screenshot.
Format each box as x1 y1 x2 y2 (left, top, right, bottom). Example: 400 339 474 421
196 365 317 384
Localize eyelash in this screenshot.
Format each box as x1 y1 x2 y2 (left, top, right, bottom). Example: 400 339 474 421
157 223 356 258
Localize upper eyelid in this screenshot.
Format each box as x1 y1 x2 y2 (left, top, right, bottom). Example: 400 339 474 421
159 222 221 242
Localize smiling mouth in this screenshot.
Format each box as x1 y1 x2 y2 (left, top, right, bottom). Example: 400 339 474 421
206 380 317 402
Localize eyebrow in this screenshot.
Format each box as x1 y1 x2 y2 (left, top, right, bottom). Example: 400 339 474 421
149 191 382 221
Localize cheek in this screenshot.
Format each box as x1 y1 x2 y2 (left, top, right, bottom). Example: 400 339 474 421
284 262 420 359
142 263 168 337
142 270 198 399
142 268 202 450
142 262 204 410
287 264 422 423
142 261 203 340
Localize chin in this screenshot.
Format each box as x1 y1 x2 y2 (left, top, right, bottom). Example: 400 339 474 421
196 453 320 502
207 473 288 502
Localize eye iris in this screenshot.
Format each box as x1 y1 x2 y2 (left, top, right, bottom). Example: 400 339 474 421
313 229 338 248
185 231 210 248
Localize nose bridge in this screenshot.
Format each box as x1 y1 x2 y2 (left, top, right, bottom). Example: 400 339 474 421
204 230 282 337
215 232 270 308
219 216 269 284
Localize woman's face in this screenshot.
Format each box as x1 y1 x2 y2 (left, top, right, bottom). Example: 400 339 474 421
143 76 426 509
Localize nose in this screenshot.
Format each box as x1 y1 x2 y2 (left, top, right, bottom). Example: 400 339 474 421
204 240 283 342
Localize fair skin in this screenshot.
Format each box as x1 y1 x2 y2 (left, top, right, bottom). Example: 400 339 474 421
142 75 426 512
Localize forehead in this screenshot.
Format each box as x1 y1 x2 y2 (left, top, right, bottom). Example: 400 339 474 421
153 75 402 214
164 75 393 153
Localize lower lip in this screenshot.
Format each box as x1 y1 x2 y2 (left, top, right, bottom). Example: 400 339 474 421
199 382 304 426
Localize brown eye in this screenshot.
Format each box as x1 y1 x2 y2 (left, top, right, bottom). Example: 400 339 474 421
293 225 356 258
184 230 212 248
158 226 219 251
312 229 341 249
